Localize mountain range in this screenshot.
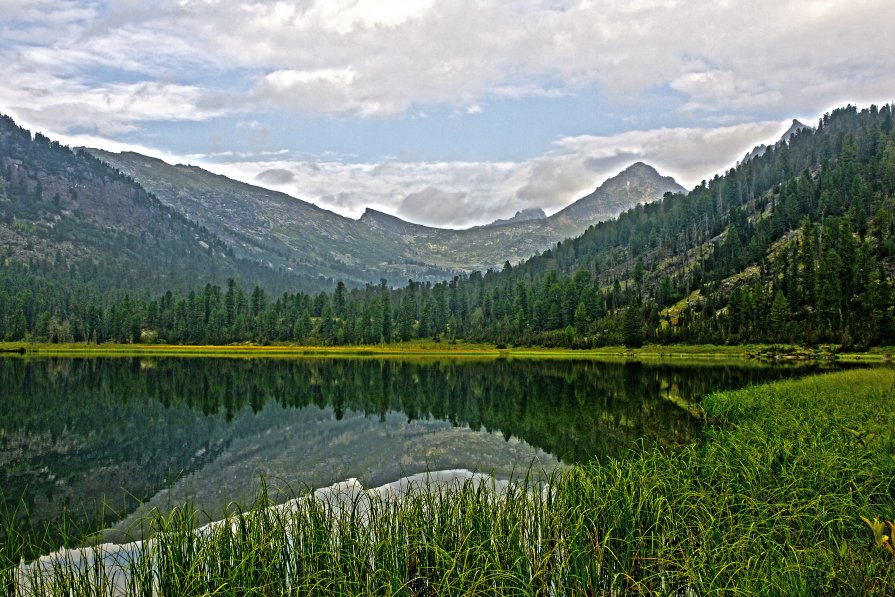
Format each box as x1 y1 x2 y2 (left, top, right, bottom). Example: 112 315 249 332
88 150 684 286
4 103 892 349
0 115 310 295
0 110 685 293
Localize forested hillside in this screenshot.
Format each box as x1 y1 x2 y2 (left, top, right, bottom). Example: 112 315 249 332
0 115 325 332
2 104 894 347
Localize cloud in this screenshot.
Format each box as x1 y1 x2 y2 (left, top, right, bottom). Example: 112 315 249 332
211 0 893 119
255 168 295 185
0 65 228 135
397 187 470 227
8 0 891 124
207 119 792 228
4 1 892 229
553 121 788 186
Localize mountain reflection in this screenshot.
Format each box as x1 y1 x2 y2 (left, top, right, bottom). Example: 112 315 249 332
1 356 823 546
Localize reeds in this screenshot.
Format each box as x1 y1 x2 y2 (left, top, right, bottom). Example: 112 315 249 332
4 369 894 595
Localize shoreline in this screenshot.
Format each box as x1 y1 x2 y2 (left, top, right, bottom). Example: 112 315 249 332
2 341 892 362
8 369 895 594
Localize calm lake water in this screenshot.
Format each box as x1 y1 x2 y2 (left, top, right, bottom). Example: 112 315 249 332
0 356 835 546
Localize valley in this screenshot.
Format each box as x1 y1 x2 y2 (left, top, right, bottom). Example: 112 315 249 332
3 105 895 596
3 1 894 593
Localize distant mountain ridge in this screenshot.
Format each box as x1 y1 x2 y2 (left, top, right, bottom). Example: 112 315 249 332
91 150 684 281
487 208 547 227
0 115 308 295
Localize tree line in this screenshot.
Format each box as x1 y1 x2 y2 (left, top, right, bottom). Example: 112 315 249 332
2 104 895 348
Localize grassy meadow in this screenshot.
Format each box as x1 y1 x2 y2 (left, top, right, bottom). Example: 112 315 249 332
4 368 895 595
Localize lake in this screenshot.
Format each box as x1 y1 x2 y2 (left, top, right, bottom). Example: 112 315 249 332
0 356 834 549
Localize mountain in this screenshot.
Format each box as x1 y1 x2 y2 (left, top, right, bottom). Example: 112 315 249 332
357 163 681 269
742 119 813 163
487 208 547 227
92 151 684 276
357 206 559 270
0 108 687 302
780 119 810 142
446 104 895 348
741 144 768 163
548 162 686 236
89 150 460 286
0 115 308 296
10 104 889 349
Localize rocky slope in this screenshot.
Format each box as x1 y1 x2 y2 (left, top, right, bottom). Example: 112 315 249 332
89 150 463 286
93 150 685 278
548 162 686 237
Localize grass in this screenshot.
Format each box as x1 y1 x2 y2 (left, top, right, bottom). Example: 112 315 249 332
2 340 892 362
4 369 895 595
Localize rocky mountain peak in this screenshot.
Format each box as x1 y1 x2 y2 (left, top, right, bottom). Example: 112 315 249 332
598 162 685 195
488 207 547 227
743 119 813 164
781 119 810 143
547 162 685 236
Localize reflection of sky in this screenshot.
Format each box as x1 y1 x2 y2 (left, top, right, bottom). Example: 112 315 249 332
107 404 562 542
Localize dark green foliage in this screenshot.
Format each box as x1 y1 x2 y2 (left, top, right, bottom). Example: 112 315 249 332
0 115 324 299
622 303 643 347
4 104 895 348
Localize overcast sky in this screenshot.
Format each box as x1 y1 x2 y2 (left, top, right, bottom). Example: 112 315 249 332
2 1 893 228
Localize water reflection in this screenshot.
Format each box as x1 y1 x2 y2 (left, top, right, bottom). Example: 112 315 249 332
0 357 827 546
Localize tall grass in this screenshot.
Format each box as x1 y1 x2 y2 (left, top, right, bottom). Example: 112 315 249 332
5 369 894 595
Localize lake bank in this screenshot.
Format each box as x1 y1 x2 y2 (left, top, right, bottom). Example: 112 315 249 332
5 368 894 594
2 340 892 362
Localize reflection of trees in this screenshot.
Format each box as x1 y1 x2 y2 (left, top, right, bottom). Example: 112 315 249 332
1 357 812 549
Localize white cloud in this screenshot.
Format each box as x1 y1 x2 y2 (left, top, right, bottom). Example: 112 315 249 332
398 187 470 227
205 119 792 228
0 71 226 135
3 0 893 229
4 1 894 124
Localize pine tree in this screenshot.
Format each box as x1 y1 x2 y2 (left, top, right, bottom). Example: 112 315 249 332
622 304 643 348
769 289 790 343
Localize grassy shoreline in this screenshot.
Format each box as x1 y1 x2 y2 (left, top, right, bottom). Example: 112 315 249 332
2 340 893 362
6 368 895 594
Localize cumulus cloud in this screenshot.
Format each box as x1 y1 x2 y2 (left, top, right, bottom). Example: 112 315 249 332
6 1 893 123
213 0 895 118
0 73 225 135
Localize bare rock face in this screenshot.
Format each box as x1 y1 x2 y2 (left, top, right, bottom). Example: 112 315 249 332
548 162 687 237
742 119 813 164
92 150 687 278
780 119 810 142
488 208 548 227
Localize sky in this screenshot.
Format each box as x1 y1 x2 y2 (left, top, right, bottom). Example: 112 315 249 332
1 0 893 228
